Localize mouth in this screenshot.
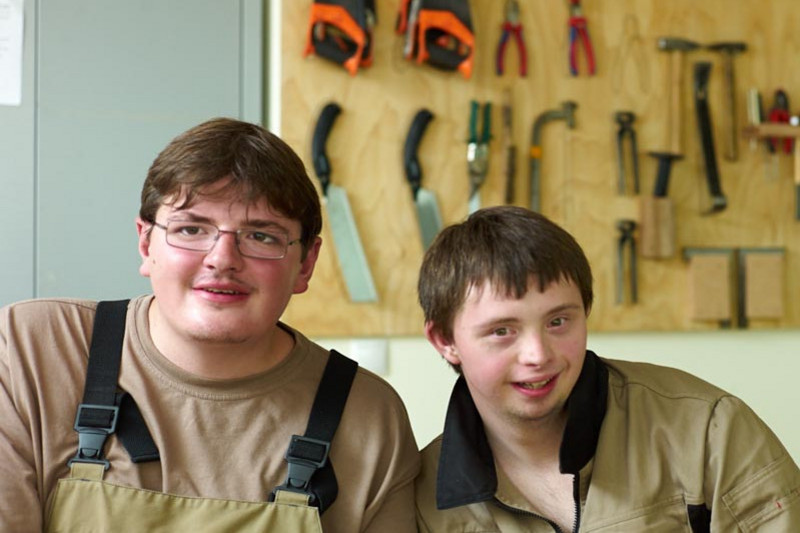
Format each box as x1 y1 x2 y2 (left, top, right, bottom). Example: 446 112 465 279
203 288 244 295
516 377 555 390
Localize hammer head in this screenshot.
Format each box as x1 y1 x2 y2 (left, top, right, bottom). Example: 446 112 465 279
658 37 700 52
707 41 747 55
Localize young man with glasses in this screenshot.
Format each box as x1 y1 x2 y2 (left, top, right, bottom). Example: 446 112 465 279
0 118 419 532
414 206 799 532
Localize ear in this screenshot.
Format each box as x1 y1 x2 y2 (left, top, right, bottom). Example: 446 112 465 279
424 321 460 366
136 217 153 277
292 237 322 294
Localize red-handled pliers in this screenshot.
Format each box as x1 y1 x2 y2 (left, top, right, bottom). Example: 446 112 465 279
767 89 792 154
496 0 527 76
568 0 595 76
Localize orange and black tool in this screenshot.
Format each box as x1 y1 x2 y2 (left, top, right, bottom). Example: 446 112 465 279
305 0 376 76
397 0 475 79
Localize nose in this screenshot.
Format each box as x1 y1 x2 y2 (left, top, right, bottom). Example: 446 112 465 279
203 230 245 271
517 331 552 366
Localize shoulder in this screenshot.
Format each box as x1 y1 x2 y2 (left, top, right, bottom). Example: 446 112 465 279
289 333 414 427
601 357 729 404
416 435 443 495
1 297 97 321
0 298 98 343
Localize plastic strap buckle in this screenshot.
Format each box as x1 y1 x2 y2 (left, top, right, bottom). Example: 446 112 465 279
270 435 330 504
68 403 119 470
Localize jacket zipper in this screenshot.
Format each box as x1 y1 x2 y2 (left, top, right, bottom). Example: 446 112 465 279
571 472 582 532
492 473 582 533
494 499 564 532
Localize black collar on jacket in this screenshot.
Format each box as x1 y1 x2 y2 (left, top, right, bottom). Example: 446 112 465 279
435 350 609 510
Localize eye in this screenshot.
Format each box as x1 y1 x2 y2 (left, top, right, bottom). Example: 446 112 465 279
171 224 209 237
549 317 567 328
245 230 283 245
493 327 510 337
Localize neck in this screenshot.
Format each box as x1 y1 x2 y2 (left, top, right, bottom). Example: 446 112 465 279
485 409 567 470
147 305 294 379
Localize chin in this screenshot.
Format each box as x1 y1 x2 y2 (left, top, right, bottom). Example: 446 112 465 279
189 331 251 345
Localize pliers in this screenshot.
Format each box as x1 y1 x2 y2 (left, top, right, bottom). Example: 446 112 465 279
767 89 792 154
496 0 527 76
568 0 595 76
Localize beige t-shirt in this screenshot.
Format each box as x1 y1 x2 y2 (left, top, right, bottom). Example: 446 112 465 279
0 296 420 532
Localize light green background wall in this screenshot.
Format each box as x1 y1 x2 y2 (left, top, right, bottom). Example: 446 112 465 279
318 331 800 464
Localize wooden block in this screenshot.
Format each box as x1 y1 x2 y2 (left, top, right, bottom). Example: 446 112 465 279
744 253 784 319
639 196 675 258
688 254 732 321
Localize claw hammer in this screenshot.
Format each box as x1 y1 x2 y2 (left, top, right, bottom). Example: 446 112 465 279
658 37 700 154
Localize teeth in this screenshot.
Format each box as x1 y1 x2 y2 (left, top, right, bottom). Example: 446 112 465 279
206 288 238 294
519 378 552 390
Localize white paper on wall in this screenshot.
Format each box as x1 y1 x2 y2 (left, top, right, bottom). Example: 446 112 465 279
0 0 23 106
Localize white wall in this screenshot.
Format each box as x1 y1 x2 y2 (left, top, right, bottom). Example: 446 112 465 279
318 330 800 464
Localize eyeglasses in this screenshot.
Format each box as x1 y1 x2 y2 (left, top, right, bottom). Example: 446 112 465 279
152 220 301 259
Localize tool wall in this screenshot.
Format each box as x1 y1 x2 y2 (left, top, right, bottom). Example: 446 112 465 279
280 0 800 336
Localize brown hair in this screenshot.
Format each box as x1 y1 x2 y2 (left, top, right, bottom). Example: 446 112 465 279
418 206 593 343
139 117 322 255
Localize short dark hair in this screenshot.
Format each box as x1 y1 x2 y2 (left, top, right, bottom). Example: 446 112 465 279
418 206 593 343
139 117 322 255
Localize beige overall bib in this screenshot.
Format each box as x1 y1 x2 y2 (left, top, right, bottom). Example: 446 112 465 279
45 462 323 532
44 300 356 532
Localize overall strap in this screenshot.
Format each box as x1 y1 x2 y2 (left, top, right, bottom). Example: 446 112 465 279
69 300 159 469
272 349 358 513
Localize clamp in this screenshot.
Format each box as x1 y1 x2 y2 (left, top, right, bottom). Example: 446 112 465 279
467 100 492 214
767 89 792 154
496 0 527 76
615 111 640 195
568 0 595 76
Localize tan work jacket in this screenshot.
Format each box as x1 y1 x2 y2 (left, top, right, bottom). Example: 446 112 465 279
415 352 800 532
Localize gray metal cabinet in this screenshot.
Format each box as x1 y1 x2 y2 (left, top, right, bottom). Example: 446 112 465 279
0 0 263 305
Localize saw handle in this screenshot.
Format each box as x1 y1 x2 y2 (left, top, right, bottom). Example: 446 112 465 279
312 102 343 196
403 109 434 199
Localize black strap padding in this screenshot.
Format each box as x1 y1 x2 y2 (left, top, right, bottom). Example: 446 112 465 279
74 299 159 465
80 300 129 407
304 350 358 441
273 349 358 514
117 392 161 463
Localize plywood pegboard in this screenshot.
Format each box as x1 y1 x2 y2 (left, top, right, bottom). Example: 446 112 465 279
279 0 800 336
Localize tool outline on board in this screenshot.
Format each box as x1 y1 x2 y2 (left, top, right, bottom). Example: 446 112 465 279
467 100 492 214
311 102 378 303
403 109 443 250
